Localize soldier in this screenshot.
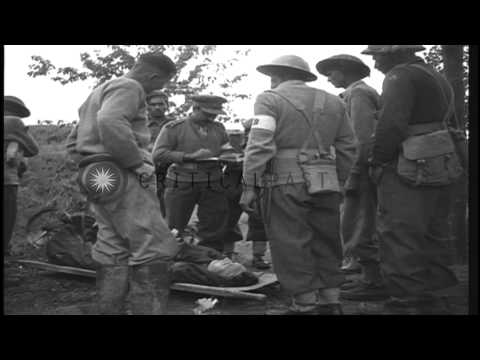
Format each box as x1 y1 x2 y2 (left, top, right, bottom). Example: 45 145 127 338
361 45 461 314
222 124 270 269
152 95 235 253
146 90 174 216
67 52 179 315
316 55 385 300
240 118 270 269
4 96 39 256
146 90 172 147
240 55 356 315
221 129 246 259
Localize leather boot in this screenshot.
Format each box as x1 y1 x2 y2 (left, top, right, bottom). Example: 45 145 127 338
96 265 130 315
129 260 171 315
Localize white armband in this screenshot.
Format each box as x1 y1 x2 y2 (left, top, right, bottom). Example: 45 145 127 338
251 115 276 132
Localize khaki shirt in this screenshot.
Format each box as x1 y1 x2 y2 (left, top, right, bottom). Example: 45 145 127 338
152 117 231 183
71 76 151 169
147 115 173 151
340 80 381 172
243 80 356 187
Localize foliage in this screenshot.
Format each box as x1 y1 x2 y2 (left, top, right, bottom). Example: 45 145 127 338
27 45 252 120
424 45 469 126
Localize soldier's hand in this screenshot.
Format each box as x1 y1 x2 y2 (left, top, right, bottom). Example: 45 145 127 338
239 189 257 213
186 148 214 161
133 163 155 182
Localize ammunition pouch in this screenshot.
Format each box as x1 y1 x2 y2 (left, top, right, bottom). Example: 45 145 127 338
397 129 463 187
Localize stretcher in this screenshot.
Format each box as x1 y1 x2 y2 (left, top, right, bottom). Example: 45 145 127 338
15 260 278 301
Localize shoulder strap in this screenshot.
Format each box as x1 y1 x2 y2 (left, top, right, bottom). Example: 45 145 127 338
407 64 459 128
266 89 328 154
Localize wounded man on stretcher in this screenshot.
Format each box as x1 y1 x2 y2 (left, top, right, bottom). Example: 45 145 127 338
41 212 258 288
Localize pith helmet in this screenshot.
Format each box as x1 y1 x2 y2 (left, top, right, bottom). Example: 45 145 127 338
316 54 370 78
256 55 318 82
4 96 31 117
361 45 426 55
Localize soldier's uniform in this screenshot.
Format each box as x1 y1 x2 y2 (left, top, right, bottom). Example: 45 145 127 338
222 130 246 253
69 76 179 267
145 90 174 217
146 90 173 147
363 46 459 304
339 80 381 265
152 95 232 252
222 128 270 268
4 96 39 254
67 55 180 315
148 115 173 146
243 55 356 313
148 112 174 217
316 55 383 293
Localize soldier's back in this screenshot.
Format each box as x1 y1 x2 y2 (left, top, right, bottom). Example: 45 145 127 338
258 81 345 151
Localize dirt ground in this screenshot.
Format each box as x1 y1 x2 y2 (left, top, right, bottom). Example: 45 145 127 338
3 213 470 315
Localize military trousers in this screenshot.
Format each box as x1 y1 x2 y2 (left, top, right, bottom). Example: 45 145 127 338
223 169 245 244
265 183 344 295
341 170 379 263
246 207 267 243
164 180 229 252
156 166 169 217
157 178 166 218
377 166 458 298
90 171 179 266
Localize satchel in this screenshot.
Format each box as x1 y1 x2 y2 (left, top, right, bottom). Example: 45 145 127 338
414 64 468 170
396 65 465 187
397 129 463 186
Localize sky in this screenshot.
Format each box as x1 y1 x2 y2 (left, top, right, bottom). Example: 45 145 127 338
3 45 431 127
